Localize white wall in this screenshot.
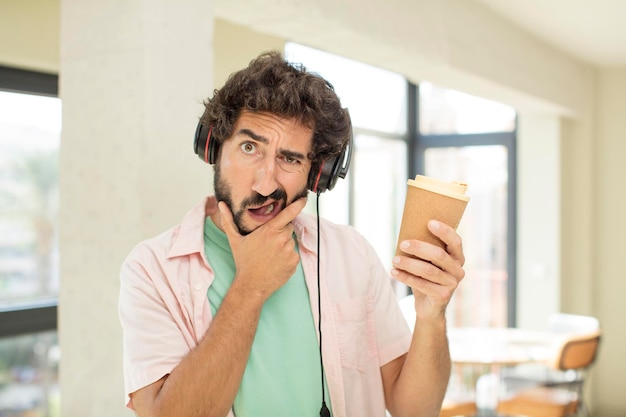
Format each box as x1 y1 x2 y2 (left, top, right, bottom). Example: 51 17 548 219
214 0 588 117
213 19 285 89
0 0 59 72
58 1 212 415
516 115 561 330
593 68 626 414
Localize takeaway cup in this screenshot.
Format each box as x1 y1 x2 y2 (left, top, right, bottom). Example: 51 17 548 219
395 175 469 255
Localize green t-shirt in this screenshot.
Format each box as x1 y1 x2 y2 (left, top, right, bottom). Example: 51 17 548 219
204 217 330 416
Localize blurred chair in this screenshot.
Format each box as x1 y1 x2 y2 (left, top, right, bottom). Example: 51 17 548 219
498 386 578 417
501 313 600 390
547 313 600 335
497 330 601 417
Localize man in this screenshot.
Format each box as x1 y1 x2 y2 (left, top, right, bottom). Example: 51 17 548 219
119 51 466 417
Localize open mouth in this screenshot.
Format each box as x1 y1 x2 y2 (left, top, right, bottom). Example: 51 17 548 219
247 201 281 218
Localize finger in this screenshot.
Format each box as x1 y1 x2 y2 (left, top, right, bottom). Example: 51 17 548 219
391 267 454 300
218 201 241 240
395 239 465 287
397 239 447 267
427 220 465 265
265 197 307 230
392 255 456 287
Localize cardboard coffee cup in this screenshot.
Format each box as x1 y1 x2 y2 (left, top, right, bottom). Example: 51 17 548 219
395 175 469 255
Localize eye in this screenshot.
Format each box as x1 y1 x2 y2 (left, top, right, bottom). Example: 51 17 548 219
283 155 300 165
240 142 256 154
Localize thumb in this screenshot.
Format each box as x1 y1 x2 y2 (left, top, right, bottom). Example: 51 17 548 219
217 201 241 241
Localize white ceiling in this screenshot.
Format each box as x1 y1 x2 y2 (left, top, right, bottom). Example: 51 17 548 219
474 0 626 67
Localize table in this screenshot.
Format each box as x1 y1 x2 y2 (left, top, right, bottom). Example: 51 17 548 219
447 327 555 415
448 327 553 366
398 297 557 414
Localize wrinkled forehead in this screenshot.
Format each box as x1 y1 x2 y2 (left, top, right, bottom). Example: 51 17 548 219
232 111 314 147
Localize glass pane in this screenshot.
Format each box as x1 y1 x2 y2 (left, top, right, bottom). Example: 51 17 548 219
353 135 407 269
425 145 508 327
285 42 407 135
0 331 60 416
0 91 61 307
419 81 516 134
304 134 408 299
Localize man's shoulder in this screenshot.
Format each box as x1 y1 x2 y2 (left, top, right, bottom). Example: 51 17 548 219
123 223 181 267
123 196 212 266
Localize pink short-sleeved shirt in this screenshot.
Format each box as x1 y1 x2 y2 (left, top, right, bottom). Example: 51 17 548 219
119 197 412 417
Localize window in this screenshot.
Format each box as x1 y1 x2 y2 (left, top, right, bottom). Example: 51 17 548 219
417 82 517 327
284 44 517 327
0 66 61 417
419 81 516 135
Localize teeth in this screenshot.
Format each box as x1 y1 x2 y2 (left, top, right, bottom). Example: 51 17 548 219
264 203 274 215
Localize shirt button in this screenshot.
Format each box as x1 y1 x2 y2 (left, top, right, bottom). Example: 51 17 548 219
194 283 202 291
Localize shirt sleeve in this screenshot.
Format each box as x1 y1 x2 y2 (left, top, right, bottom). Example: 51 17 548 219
364 237 413 366
118 241 196 409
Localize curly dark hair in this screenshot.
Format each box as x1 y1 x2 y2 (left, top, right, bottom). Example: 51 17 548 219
200 50 352 164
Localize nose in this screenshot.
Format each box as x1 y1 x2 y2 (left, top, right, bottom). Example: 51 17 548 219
251 158 278 197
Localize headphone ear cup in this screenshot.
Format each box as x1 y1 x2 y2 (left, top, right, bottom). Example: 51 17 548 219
307 161 324 193
308 126 354 193
308 156 343 193
193 123 218 164
324 154 344 191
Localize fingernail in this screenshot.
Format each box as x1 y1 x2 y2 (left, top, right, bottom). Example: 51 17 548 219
400 241 409 250
392 256 400 265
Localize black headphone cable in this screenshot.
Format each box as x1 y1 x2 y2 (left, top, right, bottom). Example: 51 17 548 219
316 191 331 417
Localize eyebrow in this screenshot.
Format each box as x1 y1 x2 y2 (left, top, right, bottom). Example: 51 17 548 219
237 128 308 160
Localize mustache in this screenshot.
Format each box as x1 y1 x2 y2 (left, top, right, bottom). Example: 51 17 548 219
241 188 288 209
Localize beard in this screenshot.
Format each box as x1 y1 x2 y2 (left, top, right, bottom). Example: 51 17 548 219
214 164 309 235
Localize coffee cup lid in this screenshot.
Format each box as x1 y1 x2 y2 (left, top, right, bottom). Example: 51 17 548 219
408 175 470 201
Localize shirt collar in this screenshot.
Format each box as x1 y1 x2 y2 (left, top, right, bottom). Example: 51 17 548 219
168 196 217 258
292 214 317 254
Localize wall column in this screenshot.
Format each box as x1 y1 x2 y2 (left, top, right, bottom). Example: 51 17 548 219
59 1 213 415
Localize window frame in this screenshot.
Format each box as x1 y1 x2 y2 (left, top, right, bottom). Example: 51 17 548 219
411 82 518 326
322 78 518 326
0 65 59 338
